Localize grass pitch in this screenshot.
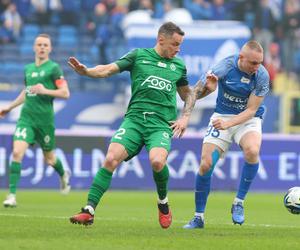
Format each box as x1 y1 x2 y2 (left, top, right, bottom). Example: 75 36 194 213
0 190 299 250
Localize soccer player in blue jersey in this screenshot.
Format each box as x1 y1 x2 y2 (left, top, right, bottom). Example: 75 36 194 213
176 40 270 228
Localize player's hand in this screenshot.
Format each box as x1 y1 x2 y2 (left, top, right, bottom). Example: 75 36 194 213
68 57 88 75
0 108 10 118
170 115 190 138
30 83 46 95
212 118 230 130
205 73 218 92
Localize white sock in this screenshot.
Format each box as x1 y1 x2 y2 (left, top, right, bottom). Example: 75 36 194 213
233 197 244 205
158 197 168 204
194 212 204 220
84 205 95 215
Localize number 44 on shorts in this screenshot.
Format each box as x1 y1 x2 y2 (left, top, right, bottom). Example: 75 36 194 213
15 127 27 139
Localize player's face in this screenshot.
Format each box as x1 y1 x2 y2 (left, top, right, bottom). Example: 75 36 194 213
239 49 263 75
34 36 52 60
159 32 183 59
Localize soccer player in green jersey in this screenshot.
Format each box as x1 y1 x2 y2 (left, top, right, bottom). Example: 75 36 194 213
68 22 214 228
0 34 71 207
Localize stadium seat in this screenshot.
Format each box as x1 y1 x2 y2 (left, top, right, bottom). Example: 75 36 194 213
163 8 193 24
22 24 40 37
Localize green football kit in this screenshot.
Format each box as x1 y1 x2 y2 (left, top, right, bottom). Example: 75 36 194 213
111 48 189 159
14 60 64 151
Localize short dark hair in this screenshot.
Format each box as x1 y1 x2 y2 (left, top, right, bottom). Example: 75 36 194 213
244 40 263 53
158 22 185 37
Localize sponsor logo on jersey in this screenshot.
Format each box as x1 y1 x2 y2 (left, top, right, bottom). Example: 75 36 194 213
25 86 37 97
141 75 172 91
241 76 250 84
31 72 38 78
223 92 248 103
157 62 167 68
170 63 176 71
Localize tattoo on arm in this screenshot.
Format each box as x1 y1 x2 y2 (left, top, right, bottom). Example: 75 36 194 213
182 81 204 116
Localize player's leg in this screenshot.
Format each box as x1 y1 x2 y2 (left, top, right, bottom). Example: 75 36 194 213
38 125 71 194
231 125 262 225
43 150 71 195
3 140 29 207
70 142 129 225
70 119 143 225
149 146 172 228
145 128 172 228
4 123 34 208
183 143 223 229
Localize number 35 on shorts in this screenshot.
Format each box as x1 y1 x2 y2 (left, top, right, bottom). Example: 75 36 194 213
205 125 220 138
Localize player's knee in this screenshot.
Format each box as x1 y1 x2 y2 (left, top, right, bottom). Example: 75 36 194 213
12 149 24 162
150 158 165 172
45 157 56 166
104 153 119 170
243 145 260 162
199 158 212 175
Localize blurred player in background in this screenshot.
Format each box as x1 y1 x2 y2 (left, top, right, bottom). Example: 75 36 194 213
177 40 270 229
0 34 71 207
68 21 215 228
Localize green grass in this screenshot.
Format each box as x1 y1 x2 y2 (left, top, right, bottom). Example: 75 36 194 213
0 190 299 250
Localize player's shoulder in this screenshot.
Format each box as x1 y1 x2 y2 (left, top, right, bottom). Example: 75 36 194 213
256 64 270 80
24 62 35 70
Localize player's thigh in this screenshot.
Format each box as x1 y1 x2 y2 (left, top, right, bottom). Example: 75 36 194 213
144 129 172 153
12 140 30 161
36 125 56 151
13 122 35 145
234 117 262 147
203 114 232 153
110 119 144 160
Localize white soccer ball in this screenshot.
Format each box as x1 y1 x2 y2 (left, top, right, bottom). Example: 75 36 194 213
284 187 300 214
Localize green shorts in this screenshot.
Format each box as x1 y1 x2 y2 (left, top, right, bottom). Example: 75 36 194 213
13 120 55 151
110 115 172 161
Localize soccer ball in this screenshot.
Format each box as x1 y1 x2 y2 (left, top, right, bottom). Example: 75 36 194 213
283 187 300 214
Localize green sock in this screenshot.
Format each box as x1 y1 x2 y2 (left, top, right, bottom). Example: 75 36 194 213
9 161 21 194
52 159 64 177
153 165 169 200
87 167 113 208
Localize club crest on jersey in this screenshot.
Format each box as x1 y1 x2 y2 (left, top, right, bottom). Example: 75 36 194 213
241 77 250 84
40 70 45 77
141 75 172 91
170 63 176 71
157 62 167 68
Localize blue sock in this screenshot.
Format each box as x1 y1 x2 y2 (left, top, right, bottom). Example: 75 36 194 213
195 150 220 213
237 162 259 200
195 174 211 213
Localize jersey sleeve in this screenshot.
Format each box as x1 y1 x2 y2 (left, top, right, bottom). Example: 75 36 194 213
176 65 189 87
252 69 270 96
115 49 138 72
52 64 64 80
199 57 231 83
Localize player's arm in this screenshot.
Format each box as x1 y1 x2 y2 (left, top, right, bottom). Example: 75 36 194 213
0 90 26 118
196 73 218 99
68 57 120 78
30 78 70 99
171 81 206 137
212 94 264 130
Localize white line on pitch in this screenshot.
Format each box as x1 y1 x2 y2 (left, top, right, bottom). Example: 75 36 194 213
0 213 299 229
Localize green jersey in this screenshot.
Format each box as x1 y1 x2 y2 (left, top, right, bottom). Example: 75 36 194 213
20 60 64 126
115 48 188 124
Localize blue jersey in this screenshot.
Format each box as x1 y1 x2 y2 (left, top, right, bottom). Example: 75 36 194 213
204 55 270 118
